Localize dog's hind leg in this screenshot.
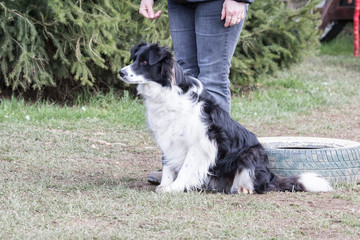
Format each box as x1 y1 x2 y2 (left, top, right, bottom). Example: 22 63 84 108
230 169 255 194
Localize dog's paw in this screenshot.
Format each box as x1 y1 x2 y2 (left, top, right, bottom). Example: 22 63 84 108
155 185 172 193
156 185 184 193
239 187 253 194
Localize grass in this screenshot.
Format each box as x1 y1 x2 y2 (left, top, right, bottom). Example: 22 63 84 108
1 32 360 239
320 35 354 56
0 91 146 130
320 23 354 56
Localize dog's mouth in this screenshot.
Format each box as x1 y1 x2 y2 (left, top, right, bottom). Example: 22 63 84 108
119 73 147 85
119 77 143 84
119 66 149 85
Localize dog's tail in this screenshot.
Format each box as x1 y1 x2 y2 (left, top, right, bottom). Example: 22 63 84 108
271 172 333 192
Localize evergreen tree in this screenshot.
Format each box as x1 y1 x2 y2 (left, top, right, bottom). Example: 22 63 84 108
231 0 321 91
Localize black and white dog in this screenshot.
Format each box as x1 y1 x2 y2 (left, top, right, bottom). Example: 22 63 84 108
119 42 333 194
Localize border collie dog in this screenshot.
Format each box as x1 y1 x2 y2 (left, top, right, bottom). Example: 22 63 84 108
119 42 333 194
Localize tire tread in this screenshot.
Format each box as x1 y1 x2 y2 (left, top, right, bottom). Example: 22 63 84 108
265 143 360 183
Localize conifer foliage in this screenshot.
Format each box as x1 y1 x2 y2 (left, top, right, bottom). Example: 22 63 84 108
0 0 168 98
232 0 321 90
0 0 319 97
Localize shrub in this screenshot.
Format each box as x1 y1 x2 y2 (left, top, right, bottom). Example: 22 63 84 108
0 0 168 99
231 0 321 92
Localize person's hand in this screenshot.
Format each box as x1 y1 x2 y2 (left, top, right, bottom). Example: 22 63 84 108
221 0 246 28
139 0 162 20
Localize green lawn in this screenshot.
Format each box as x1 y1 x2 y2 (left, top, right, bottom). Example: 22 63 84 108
1 36 360 239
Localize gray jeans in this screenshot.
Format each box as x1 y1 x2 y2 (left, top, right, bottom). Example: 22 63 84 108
167 0 248 113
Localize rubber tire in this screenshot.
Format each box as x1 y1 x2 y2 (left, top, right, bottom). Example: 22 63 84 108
259 137 360 184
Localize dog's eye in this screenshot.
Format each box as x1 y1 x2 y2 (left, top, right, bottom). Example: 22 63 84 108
141 60 148 66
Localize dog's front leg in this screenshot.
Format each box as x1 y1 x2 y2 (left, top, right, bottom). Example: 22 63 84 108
158 147 209 193
156 165 176 193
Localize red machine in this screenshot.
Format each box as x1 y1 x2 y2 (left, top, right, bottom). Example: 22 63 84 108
320 0 360 57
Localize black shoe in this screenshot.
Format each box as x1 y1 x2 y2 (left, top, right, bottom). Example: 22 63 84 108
147 170 162 185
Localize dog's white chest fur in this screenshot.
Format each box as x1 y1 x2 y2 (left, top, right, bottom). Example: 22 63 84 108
137 83 217 191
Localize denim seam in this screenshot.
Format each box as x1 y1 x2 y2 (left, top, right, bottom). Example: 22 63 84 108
223 29 229 85
223 28 231 110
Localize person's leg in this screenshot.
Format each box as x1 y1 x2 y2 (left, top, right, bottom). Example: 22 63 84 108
195 1 248 113
148 2 199 186
147 1 248 185
167 1 199 77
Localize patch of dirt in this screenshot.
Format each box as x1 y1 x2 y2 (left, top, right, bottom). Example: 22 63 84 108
257 191 360 239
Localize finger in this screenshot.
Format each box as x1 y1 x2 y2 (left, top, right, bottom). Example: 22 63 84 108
224 14 233 28
139 2 149 18
221 6 226 20
153 10 162 19
235 16 242 25
139 2 155 19
231 16 238 26
238 10 245 21
147 7 155 19
226 15 239 27
139 8 150 18
231 12 245 26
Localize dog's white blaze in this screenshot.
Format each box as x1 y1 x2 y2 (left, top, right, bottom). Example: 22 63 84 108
139 82 217 192
298 172 333 192
120 65 148 84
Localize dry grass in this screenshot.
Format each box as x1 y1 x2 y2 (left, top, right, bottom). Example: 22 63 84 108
1 49 360 238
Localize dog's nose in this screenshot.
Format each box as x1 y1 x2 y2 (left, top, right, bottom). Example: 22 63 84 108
119 70 127 78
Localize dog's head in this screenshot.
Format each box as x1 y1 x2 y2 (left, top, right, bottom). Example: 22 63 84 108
119 42 174 86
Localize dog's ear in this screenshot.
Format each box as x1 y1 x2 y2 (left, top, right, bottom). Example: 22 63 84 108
130 41 147 62
148 44 172 65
